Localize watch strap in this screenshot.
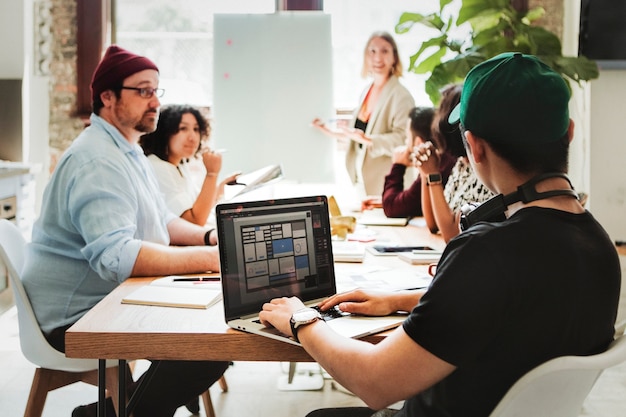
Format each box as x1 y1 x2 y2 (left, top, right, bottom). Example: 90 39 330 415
427 173 442 186
290 318 301 343
204 228 216 246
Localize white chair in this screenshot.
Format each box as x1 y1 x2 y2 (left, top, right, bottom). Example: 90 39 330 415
0 219 122 417
1 219 226 417
489 330 626 417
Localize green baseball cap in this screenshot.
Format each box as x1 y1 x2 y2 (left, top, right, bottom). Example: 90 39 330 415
448 52 570 144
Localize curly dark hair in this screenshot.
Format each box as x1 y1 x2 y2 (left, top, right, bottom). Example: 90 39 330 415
408 106 435 143
431 84 464 157
139 104 210 161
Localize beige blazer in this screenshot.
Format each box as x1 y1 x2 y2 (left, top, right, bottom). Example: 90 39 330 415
345 75 415 196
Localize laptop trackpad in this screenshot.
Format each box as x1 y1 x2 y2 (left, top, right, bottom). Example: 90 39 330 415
326 315 404 339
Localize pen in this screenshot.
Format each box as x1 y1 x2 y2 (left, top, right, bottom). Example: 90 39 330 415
172 277 220 282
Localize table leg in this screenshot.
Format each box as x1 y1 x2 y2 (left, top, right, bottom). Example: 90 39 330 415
98 359 106 417
126 360 161 415
118 359 127 417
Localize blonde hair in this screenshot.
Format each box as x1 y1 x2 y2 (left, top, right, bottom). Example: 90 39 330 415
361 31 403 78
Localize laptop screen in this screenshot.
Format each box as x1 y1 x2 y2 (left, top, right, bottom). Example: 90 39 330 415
216 195 336 320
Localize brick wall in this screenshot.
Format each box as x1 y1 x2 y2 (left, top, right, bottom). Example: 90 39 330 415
48 0 83 172
531 0 564 41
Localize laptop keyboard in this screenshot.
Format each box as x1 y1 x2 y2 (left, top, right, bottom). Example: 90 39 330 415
253 305 348 324
311 305 349 321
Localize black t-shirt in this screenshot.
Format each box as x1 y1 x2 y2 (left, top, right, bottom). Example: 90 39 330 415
399 207 621 417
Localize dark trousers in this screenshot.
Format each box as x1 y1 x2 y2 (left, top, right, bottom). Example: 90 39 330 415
306 408 399 417
47 324 229 417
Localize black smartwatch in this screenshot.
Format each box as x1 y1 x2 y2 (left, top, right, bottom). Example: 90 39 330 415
427 173 442 186
290 307 322 343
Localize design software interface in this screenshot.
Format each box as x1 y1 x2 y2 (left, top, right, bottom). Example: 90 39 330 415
218 197 335 316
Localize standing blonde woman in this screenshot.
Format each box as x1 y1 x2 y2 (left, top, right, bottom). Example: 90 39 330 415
313 31 415 197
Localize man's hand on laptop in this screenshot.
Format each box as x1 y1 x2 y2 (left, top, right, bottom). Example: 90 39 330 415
318 289 409 317
259 296 307 336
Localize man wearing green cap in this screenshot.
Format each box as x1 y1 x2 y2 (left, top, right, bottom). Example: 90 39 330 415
259 53 621 417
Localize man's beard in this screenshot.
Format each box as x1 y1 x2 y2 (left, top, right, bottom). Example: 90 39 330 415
135 111 159 133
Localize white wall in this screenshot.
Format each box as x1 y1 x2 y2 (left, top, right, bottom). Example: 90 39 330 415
564 0 626 242
0 1 24 78
0 1 50 217
562 0 590 195
588 71 626 242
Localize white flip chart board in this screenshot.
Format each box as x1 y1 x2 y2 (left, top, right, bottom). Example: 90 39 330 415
213 12 335 183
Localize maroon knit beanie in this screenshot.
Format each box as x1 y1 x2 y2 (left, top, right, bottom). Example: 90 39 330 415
90 45 159 102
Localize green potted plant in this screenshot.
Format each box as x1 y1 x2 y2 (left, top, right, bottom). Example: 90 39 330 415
395 0 599 104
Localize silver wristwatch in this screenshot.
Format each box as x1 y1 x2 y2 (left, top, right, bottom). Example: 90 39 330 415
290 307 322 343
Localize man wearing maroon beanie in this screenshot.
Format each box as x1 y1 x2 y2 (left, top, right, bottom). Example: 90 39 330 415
22 45 228 417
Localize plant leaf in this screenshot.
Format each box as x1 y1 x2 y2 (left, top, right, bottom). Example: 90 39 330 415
466 8 505 32
414 48 449 74
458 0 509 25
395 0 599 100
526 26 562 55
395 12 444 34
524 7 545 23
407 35 449 71
551 56 600 83
425 65 458 104
441 52 486 78
440 0 455 13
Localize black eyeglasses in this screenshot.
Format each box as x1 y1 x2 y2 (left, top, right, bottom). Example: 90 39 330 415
120 86 165 99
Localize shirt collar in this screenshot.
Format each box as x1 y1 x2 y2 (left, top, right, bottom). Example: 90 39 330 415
89 113 144 156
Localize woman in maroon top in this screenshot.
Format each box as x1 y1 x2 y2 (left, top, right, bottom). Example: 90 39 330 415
374 98 457 218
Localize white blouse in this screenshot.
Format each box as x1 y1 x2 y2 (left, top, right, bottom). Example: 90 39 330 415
147 154 200 217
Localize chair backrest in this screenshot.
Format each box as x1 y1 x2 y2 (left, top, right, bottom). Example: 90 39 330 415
489 332 626 417
0 218 26 271
0 219 102 372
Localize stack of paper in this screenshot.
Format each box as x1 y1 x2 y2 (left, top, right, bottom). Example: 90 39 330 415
398 250 443 265
358 209 408 226
332 241 366 263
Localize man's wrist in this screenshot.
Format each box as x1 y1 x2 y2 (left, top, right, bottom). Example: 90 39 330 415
290 307 322 343
204 228 216 246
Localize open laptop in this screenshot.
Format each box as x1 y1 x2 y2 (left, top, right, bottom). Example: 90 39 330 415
215 195 406 346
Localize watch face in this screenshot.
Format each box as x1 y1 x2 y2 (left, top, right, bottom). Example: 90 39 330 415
293 308 321 323
427 173 442 184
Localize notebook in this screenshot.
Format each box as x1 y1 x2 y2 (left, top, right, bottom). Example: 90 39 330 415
215 195 406 346
121 276 222 309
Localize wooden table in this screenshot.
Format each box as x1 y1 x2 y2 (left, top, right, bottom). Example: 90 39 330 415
65 221 444 416
65 222 444 362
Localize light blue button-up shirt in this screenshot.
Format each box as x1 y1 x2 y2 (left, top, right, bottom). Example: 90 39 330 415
22 114 177 334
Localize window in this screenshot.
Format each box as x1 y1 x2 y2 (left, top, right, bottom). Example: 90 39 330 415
115 0 275 106
110 0 460 109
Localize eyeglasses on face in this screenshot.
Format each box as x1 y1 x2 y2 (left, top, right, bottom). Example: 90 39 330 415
120 86 165 98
